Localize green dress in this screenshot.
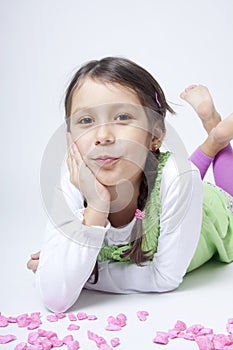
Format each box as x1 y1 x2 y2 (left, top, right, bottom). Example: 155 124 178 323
97 152 233 273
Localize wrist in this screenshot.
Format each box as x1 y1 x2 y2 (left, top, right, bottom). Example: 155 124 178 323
83 206 109 227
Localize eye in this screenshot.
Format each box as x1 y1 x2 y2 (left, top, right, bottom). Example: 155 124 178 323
115 113 132 122
78 117 94 125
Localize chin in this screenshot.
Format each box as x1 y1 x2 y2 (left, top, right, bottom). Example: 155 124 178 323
96 177 118 187
96 172 136 188
95 171 124 187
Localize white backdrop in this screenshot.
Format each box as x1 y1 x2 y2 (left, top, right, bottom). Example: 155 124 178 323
1 1 233 349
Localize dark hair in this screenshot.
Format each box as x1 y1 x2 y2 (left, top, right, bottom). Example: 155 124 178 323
64 57 175 268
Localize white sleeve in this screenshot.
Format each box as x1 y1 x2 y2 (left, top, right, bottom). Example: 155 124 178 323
36 171 110 313
85 157 204 293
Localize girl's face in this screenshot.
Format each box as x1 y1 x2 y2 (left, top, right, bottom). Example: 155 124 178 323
69 78 153 186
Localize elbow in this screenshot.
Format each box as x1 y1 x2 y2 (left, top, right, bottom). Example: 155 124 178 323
41 289 80 313
157 281 180 293
42 294 76 313
44 301 74 314
36 273 80 313
151 268 183 293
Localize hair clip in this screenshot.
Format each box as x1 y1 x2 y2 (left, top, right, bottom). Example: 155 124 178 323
135 209 145 220
155 92 161 108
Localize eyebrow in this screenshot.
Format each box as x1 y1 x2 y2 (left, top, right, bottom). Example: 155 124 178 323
70 106 87 116
70 103 143 117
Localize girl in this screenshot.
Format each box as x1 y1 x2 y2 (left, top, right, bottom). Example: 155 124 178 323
28 57 233 312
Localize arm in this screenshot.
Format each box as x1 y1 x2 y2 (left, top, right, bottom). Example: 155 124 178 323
36 171 110 313
36 133 112 312
85 157 204 293
36 219 107 313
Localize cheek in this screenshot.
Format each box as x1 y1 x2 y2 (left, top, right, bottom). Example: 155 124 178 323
128 126 150 144
70 121 96 154
126 132 150 167
72 133 92 159
124 129 150 151
124 143 148 171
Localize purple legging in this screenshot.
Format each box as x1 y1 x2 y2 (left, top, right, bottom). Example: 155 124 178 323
189 143 233 197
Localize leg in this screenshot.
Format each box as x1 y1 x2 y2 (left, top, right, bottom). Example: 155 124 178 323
213 144 233 196
199 115 233 195
181 85 233 195
189 147 213 180
180 84 220 178
180 84 221 134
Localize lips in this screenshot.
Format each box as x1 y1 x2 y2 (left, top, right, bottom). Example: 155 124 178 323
93 155 120 166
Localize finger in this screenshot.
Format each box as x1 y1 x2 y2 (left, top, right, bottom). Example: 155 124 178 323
67 132 78 159
27 259 39 273
67 154 75 183
66 132 73 151
71 140 83 163
31 251 40 260
66 132 82 163
66 133 73 170
71 154 79 180
66 150 72 170
66 133 86 187
67 146 80 185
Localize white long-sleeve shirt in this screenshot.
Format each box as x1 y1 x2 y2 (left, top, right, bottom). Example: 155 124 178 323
36 154 203 312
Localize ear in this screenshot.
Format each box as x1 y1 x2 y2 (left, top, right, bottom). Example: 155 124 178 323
151 128 165 149
150 139 161 151
150 129 165 152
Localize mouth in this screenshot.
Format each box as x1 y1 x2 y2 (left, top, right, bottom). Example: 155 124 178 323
93 156 120 166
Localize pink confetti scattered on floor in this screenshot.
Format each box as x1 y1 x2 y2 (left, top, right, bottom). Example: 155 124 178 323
153 331 169 345
110 337 120 347
0 334 16 344
0 315 9 328
66 340 80 350
105 324 122 332
136 310 149 322
67 313 77 322
67 324 80 331
63 335 74 344
87 315 98 321
46 315 58 323
7 316 17 323
105 313 127 332
55 313 66 320
77 313 87 321
2 309 233 349
152 318 233 349
87 329 113 349
174 320 187 331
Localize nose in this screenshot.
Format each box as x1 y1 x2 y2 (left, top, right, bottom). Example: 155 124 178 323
94 125 115 146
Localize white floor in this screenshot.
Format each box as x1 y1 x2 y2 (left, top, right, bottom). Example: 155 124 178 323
2 1 233 349
1 244 233 350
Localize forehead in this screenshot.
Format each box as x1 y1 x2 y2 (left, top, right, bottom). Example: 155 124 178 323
70 78 141 114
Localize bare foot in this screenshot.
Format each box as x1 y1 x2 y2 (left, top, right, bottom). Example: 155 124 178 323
180 84 221 134
200 113 233 157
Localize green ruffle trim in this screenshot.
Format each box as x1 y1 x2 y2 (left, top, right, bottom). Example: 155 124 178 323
97 151 171 263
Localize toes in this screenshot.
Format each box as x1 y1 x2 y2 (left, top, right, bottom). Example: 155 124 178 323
31 251 40 260
185 84 197 92
180 84 198 99
180 84 209 101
